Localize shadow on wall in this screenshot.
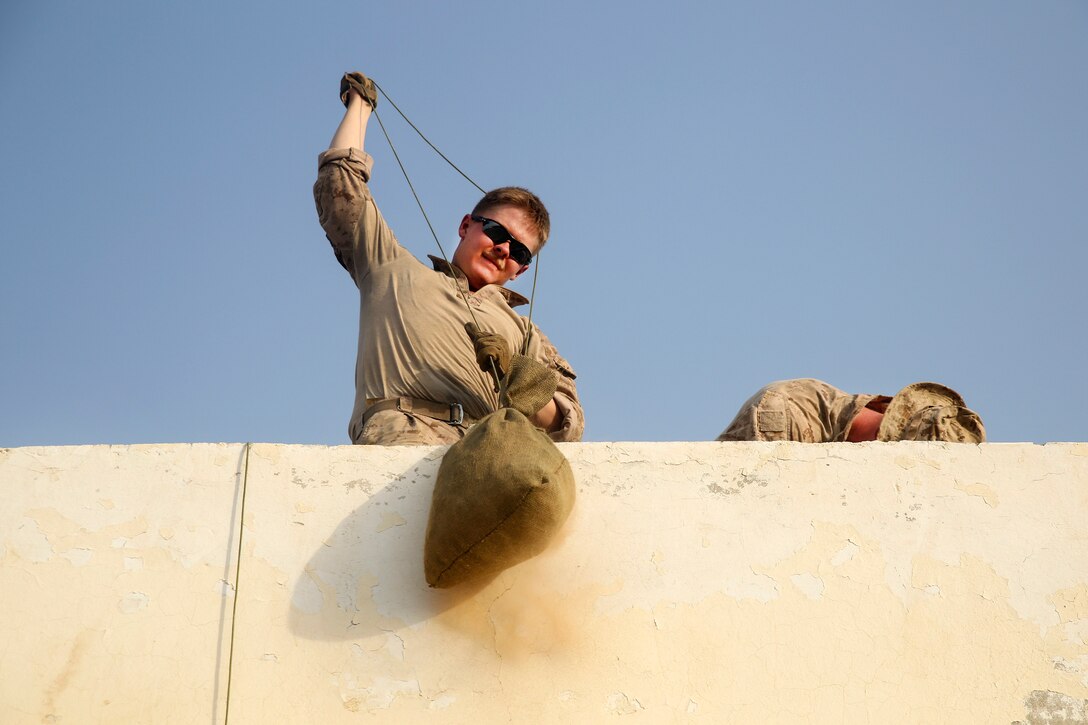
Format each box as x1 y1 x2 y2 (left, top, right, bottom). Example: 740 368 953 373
285 447 496 640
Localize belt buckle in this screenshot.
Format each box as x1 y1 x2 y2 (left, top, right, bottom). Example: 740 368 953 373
449 403 464 426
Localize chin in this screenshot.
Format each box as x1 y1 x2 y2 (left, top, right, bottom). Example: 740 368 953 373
474 264 506 287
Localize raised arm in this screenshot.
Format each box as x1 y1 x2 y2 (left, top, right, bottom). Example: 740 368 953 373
314 73 404 281
329 73 375 151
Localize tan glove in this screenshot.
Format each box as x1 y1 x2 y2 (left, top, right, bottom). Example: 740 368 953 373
340 72 379 109
464 322 512 379
501 355 557 418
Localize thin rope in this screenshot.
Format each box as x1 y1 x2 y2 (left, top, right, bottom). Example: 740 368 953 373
373 81 486 194
521 252 541 356
371 109 456 268
223 442 251 724
371 107 504 394
368 83 547 402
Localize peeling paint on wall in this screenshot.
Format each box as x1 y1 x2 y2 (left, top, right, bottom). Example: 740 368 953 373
1015 689 1088 724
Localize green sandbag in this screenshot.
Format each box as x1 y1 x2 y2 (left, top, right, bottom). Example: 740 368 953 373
424 407 575 588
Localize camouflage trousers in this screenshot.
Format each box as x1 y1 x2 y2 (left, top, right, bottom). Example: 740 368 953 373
353 410 469 446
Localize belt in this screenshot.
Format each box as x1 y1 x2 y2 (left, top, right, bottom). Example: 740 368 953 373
361 396 473 427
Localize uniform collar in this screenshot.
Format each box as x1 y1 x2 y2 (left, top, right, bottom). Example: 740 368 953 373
428 255 529 308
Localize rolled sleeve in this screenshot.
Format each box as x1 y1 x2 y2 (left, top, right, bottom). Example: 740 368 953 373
313 147 402 282
550 389 584 442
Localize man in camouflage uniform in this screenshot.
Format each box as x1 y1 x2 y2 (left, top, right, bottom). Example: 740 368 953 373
718 378 985 443
313 73 583 445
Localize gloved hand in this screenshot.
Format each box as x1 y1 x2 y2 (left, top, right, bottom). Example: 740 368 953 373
340 72 379 110
501 355 558 418
464 323 512 379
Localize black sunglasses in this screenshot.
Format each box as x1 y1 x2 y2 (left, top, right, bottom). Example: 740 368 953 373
471 215 534 266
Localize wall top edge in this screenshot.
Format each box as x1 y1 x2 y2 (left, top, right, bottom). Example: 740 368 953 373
2 440 1085 453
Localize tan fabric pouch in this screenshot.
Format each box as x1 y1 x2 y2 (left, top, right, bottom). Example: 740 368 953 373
424 407 575 588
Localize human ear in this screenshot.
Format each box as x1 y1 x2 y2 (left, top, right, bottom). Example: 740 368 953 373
458 214 471 239
512 264 530 279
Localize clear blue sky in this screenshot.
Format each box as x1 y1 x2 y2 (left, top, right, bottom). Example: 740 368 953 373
2 1 1085 446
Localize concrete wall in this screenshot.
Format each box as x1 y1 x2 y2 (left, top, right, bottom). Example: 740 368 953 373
2 442 1087 724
